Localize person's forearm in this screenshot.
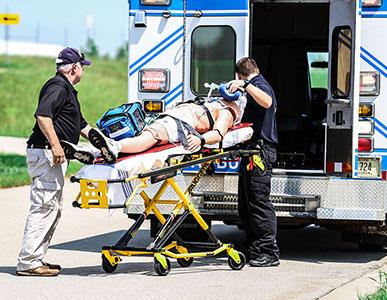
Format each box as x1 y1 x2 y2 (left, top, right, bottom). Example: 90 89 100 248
245 84 272 109
80 124 92 140
202 130 224 144
37 116 61 147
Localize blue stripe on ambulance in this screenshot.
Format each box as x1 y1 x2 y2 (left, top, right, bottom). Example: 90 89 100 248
129 11 248 17
161 83 183 106
374 117 387 133
129 32 184 76
129 0 248 11
360 47 387 77
362 14 387 18
129 25 183 70
362 0 387 13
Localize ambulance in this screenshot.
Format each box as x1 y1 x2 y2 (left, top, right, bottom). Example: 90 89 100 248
126 0 387 249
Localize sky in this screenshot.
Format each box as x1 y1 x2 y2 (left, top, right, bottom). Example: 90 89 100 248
0 0 128 57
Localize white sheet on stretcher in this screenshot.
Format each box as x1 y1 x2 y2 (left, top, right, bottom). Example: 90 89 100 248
76 126 253 207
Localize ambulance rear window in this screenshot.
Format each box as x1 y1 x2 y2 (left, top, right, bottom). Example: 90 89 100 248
191 26 236 96
331 26 352 98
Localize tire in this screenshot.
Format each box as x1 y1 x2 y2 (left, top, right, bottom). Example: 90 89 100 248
177 257 194 268
228 252 246 271
154 257 171 276
102 254 118 273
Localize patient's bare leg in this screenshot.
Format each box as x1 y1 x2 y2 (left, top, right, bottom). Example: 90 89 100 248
118 131 163 154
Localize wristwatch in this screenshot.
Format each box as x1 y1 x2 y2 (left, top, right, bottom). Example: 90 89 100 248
243 79 250 89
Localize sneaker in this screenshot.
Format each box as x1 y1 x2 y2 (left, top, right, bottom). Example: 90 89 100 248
42 261 62 271
60 140 95 164
16 265 60 276
88 128 120 164
249 254 280 267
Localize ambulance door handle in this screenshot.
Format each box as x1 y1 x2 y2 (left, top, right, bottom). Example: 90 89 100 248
325 98 350 105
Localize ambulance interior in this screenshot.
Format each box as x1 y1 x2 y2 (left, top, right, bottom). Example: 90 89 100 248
251 2 329 172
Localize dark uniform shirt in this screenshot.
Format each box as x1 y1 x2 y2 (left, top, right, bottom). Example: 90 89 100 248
242 74 278 144
27 73 87 146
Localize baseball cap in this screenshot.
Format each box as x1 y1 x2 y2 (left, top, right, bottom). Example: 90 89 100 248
55 47 92 66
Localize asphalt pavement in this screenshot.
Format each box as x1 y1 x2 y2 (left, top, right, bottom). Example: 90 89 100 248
0 136 386 299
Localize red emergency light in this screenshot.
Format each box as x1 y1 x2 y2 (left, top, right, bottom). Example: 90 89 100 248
139 69 170 92
358 137 374 152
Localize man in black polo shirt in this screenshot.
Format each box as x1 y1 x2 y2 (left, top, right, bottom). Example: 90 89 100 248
16 48 92 276
229 57 280 267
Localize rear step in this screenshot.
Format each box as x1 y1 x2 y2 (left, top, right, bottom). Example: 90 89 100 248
195 192 320 217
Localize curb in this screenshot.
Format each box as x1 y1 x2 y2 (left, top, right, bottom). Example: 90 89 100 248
320 258 387 299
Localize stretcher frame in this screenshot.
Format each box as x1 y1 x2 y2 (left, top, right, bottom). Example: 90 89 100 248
71 149 261 276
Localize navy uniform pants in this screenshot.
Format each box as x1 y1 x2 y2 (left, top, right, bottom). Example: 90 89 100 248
238 146 280 259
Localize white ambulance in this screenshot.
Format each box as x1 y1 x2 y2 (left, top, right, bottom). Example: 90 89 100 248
127 0 387 249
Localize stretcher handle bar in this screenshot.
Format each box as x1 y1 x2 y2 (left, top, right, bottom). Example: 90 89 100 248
238 149 263 156
70 176 80 183
70 175 138 184
71 201 125 209
137 151 236 179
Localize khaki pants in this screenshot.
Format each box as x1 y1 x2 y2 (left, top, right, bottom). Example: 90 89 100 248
17 149 67 271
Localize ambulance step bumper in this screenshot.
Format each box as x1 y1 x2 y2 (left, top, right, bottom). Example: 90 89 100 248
197 192 319 217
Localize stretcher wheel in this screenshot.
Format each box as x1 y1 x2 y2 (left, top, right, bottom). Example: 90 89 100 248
177 257 194 268
102 254 118 273
154 257 171 276
228 252 246 270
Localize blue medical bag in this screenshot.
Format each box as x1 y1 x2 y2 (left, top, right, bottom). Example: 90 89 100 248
96 102 147 141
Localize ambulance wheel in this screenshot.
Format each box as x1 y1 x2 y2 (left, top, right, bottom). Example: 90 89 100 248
228 252 246 270
154 257 171 276
177 257 194 268
102 254 118 273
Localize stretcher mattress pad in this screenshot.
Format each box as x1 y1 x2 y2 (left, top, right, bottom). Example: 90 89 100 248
76 124 253 206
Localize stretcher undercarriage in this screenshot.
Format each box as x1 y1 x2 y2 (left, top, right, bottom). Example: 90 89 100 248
71 148 261 276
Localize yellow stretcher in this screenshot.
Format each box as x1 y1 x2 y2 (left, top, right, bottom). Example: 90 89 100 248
71 149 261 276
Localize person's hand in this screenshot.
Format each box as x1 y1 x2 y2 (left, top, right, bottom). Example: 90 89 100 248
51 144 65 166
228 80 244 93
187 134 202 152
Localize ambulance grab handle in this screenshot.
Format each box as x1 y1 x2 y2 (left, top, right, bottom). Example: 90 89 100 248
325 98 350 105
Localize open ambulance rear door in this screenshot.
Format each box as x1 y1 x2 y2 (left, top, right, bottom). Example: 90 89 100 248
326 0 361 177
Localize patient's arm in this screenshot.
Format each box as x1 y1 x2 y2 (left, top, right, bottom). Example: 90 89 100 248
187 109 233 151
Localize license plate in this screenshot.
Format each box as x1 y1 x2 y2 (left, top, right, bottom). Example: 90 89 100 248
358 157 381 178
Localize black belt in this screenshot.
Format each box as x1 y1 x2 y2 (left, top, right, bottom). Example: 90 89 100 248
27 144 51 149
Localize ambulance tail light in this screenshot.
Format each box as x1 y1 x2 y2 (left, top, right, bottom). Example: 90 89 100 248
139 69 170 93
358 137 374 152
360 71 380 96
326 162 352 174
362 0 382 7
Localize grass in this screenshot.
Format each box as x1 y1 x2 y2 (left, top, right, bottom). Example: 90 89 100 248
310 68 328 89
359 272 387 300
0 153 83 188
0 55 128 137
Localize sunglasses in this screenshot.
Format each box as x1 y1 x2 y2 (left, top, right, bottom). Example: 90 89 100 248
77 52 85 63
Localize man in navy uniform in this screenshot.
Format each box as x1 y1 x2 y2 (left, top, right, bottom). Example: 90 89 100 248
229 57 280 267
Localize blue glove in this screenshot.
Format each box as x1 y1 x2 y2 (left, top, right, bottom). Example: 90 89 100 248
219 83 242 101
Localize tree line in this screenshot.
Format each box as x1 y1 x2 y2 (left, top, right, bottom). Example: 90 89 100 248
81 37 127 60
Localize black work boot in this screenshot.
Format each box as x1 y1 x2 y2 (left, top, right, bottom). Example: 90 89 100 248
249 254 280 267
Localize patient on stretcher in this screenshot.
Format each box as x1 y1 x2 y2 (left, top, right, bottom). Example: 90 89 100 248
61 97 246 164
